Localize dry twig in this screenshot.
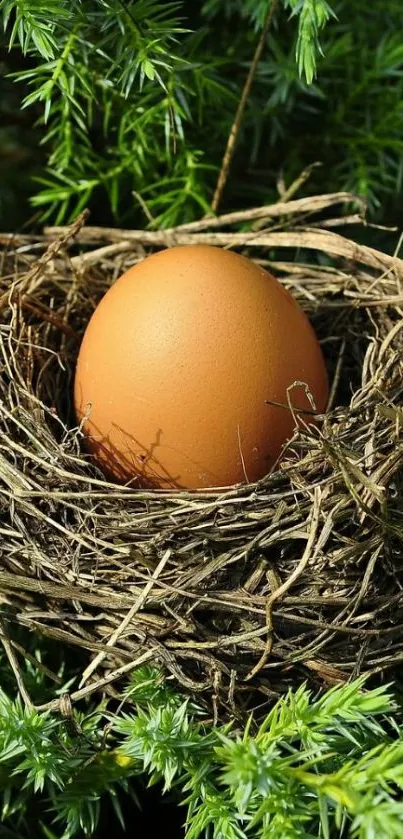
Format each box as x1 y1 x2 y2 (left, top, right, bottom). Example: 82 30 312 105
212 0 279 213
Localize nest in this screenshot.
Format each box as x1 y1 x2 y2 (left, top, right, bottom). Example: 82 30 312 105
1 190 403 721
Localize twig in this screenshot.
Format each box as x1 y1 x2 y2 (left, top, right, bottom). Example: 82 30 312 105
8 638 63 684
70 240 136 268
19 296 78 339
284 163 324 202
0 620 34 709
0 234 39 246
39 228 403 277
211 0 279 213
79 549 171 687
35 648 158 712
0 210 89 315
245 487 322 680
303 658 346 685
44 192 363 241
132 189 155 225
252 163 324 230
327 338 346 411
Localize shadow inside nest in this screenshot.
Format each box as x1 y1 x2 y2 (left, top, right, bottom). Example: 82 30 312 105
1 199 403 721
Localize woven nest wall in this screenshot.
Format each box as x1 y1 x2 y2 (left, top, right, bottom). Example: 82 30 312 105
1 191 403 720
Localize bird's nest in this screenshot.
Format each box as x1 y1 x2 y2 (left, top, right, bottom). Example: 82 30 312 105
1 189 403 721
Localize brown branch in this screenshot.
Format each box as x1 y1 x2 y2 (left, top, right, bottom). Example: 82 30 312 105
19 296 79 339
70 240 136 267
79 549 171 687
41 226 403 278
0 210 89 315
211 0 279 214
35 649 158 712
0 620 34 709
251 162 324 230
44 191 365 241
245 487 322 680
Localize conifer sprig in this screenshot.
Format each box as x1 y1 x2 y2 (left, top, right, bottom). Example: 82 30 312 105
284 0 337 83
0 0 338 226
0 663 402 838
1 2 403 229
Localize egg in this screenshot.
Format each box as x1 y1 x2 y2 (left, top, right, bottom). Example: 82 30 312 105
74 244 328 489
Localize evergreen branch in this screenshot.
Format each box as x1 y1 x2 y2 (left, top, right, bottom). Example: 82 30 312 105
0 665 402 838
283 0 337 83
113 673 403 839
96 0 189 96
0 0 73 59
14 28 80 122
2 0 403 228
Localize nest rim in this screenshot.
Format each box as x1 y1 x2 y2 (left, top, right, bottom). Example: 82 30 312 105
1 189 403 721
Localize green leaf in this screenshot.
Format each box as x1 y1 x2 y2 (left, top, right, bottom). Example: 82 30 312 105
284 0 337 83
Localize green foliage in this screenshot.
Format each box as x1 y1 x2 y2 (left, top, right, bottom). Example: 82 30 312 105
115 675 403 839
0 684 133 838
0 0 71 60
284 1 337 83
203 0 337 82
1 0 403 231
0 658 403 839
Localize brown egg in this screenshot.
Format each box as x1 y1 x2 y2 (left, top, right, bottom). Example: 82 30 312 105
74 245 328 489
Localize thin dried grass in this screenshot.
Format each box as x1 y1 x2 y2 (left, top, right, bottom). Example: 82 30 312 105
1 189 403 719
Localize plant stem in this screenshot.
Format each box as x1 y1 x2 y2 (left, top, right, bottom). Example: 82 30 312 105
0 621 33 710
211 0 279 214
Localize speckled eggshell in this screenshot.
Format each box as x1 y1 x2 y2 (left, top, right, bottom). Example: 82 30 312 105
74 244 328 489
